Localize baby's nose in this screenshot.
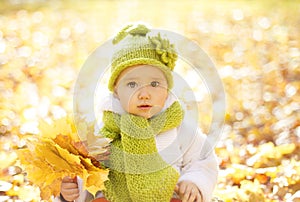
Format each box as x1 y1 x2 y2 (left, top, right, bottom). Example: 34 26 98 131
137 87 150 99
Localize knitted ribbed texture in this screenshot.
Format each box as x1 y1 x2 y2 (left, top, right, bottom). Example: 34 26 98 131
108 24 178 91
101 101 184 202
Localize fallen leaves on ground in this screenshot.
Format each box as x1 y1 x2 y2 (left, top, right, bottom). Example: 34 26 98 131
215 142 300 202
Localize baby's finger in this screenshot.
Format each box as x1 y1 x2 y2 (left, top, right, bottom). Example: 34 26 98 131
174 185 179 193
183 188 195 202
61 186 79 195
62 181 78 189
61 192 80 202
195 193 202 202
181 190 190 202
187 189 197 202
178 183 187 196
62 176 76 183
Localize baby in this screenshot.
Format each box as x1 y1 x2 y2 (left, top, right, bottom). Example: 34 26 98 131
60 24 218 202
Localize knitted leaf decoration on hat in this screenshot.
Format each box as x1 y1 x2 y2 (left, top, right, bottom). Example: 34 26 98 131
149 33 178 70
112 24 150 44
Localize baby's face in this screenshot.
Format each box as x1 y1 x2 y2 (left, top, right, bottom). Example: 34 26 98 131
114 64 168 119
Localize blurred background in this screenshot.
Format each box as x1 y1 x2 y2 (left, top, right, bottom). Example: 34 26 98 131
0 0 299 201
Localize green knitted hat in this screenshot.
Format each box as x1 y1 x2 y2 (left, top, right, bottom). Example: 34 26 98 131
108 24 178 91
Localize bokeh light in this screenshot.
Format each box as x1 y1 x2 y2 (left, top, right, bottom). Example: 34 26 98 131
0 0 299 201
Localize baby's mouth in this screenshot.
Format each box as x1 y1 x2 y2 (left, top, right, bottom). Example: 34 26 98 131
138 104 152 110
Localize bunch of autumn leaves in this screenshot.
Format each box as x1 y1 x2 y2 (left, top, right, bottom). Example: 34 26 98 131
17 117 110 200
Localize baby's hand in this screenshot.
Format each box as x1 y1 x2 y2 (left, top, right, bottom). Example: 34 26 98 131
174 181 202 202
60 176 79 201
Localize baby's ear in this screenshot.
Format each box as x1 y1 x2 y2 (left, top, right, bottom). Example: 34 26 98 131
113 89 119 99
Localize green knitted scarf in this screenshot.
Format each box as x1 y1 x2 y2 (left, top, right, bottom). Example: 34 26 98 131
101 101 184 202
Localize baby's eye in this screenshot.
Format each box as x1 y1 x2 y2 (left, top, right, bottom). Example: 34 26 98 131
150 81 159 87
127 81 137 88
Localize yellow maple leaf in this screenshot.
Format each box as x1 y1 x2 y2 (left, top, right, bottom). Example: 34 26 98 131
17 117 109 200
39 117 80 142
86 170 108 192
53 134 90 158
